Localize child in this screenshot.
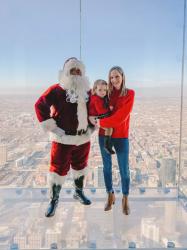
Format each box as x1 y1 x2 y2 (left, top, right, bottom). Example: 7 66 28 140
89 79 115 154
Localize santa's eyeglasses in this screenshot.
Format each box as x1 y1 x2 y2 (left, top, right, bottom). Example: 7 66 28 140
70 68 82 76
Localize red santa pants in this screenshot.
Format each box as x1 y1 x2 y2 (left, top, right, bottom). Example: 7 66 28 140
50 141 90 176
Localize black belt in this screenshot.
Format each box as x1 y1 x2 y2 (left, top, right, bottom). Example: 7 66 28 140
65 129 87 136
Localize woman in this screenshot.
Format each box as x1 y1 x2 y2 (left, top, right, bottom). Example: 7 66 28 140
99 66 135 215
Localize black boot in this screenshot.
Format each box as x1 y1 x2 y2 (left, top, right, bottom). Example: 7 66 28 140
73 175 91 205
45 184 61 217
104 136 115 154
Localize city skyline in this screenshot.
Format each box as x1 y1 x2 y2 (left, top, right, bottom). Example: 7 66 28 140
0 94 185 190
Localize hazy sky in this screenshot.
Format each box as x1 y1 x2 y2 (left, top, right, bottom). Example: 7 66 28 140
0 0 186 92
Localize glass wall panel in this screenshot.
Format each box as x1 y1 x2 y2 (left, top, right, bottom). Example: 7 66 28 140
181 1 187 199
0 0 185 194
0 0 80 188
82 0 184 191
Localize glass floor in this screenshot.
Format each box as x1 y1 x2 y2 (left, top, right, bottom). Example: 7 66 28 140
0 188 187 250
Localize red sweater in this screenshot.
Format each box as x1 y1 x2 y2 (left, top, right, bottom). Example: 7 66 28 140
99 88 135 138
89 95 110 116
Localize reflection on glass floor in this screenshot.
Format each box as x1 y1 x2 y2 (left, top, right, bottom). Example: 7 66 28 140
0 189 187 250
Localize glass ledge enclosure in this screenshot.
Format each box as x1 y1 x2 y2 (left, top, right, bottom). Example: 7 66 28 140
0 0 187 249
0 190 187 250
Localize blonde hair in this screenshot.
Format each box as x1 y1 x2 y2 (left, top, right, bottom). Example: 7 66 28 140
108 66 127 97
92 79 108 95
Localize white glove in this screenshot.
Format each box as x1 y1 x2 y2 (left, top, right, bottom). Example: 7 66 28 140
41 118 65 137
51 127 65 137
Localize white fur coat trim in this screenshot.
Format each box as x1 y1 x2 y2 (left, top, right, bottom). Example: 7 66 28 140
40 118 57 132
48 172 66 186
71 167 89 179
77 99 88 130
49 127 92 146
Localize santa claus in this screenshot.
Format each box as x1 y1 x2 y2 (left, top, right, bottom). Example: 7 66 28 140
35 57 93 217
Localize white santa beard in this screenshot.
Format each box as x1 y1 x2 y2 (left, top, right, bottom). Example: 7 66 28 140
59 74 90 131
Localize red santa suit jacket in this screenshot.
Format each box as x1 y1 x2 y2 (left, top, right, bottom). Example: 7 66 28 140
35 83 92 146
99 89 135 138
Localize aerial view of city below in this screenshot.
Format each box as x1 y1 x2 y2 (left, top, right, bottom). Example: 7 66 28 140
0 90 187 249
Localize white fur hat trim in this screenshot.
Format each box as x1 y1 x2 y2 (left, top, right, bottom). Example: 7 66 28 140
61 58 85 77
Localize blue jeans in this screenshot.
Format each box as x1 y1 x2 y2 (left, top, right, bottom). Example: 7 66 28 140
98 136 130 195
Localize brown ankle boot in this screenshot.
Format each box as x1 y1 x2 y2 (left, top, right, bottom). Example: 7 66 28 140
122 195 130 215
104 192 115 211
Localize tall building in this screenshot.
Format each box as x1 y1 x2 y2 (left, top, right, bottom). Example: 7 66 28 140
13 234 27 249
27 232 42 249
15 156 27 168
164 202 177 234
141 218 160 244
160 158 176 187
45 229 60 248
0 144 7 166
94 165 105 188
